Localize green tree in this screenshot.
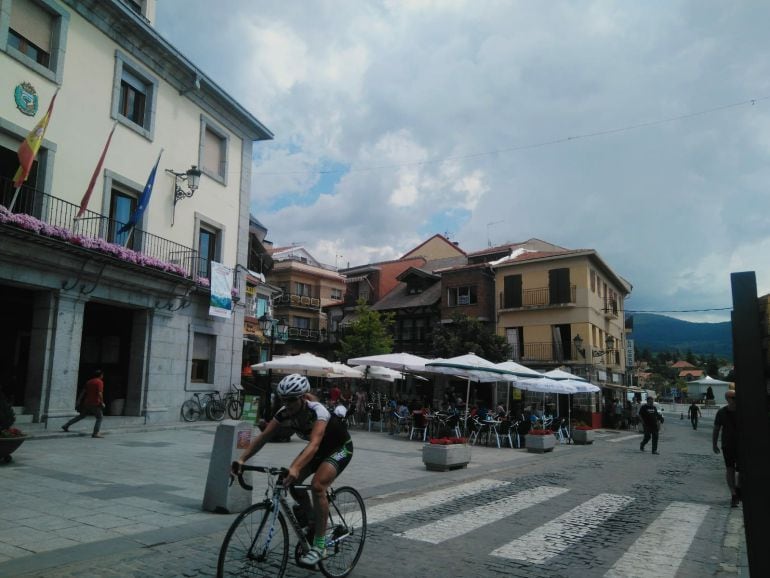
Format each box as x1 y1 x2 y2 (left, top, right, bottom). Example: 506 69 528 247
706 354 719 376
430 313 511 361
337 301 394 361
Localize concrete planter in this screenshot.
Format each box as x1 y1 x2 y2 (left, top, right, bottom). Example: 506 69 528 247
0 436 27 463
572 429 594 445
422 443 471 471
525 434 556 453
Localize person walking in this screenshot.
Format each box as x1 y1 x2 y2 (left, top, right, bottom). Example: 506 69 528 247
713 389 740 507
639 395 664 454
62 369 106 438
688 401 702 430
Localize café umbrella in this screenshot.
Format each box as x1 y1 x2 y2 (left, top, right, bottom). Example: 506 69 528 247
424 353 516 432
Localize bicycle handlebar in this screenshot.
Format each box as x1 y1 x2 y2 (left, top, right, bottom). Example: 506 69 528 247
229 463 289 491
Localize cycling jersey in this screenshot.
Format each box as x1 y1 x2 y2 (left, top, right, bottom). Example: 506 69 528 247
273 400 351 459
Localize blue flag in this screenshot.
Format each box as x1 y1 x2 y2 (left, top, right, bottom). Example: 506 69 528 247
118 149 163 234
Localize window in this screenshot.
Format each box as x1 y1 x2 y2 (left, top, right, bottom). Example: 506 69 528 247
199 116 229 183
506 327 524 360
256 295 268 318
111 51 157 140
400 319 413 341
503 274 522 308
447 286 477 307
109 189 137 248
330 288 343 300
197 225 218 279
3 0 69 82
548 268 571 304
295 316 311 329
191 332 214 382
590 270 596 293
358 282 370 302
295 282 311 297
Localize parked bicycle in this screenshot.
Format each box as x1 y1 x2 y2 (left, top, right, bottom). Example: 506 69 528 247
224 383 244 420
180 391 225 422
217 464 367 578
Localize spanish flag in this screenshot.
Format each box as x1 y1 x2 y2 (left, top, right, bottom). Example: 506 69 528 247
13 90 58 188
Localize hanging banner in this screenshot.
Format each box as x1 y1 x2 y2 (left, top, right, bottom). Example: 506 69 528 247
209 261 233 318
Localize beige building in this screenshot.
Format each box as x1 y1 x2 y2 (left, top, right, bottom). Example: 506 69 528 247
0 0 271 425
493 247 632 386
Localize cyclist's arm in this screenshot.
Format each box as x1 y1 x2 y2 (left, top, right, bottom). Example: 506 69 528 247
285 419 327 484
236 418 279 465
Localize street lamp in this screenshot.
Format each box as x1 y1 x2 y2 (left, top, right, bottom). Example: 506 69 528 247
258 314 287 419
573 334 590 382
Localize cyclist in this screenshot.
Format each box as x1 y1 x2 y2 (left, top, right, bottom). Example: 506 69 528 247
232 373 353 567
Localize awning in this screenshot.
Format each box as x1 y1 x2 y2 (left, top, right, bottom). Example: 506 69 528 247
344 275 369 283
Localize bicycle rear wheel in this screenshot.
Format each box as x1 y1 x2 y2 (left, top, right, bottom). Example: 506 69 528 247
217 504 288 578
227 398 244 420
319 487 367 578
181 400 201 422
207 400 226 421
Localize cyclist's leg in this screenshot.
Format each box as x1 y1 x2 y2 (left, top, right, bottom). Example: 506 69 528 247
307 441 353 555
290 464 315 529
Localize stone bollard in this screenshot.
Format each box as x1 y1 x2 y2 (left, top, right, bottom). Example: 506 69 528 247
202 420 254 514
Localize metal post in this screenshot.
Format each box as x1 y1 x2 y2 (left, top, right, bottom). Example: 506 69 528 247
730 271 770 576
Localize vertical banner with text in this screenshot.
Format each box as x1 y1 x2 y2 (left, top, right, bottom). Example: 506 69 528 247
209 261 233 318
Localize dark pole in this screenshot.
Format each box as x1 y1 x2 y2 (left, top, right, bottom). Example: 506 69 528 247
730 271 770 576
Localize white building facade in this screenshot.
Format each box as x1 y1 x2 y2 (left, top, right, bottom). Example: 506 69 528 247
0 0 272 425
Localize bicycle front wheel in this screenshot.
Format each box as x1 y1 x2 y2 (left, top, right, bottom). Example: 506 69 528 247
181 400 201 422
227 399 244 420
217 504 289 578
207 400 226 421
319 486 367 578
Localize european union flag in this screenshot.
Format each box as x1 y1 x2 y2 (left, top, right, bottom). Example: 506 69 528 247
118 149 163 234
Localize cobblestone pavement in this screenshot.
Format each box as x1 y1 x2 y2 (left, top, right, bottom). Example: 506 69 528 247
0 419 749 577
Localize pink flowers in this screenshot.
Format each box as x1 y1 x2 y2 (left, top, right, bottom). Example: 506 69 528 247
1 206 193 280
527 429 555 436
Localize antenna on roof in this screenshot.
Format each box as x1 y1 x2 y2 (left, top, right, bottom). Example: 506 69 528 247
487 220 504 247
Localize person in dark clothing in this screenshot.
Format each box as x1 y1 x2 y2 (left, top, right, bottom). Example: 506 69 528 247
688 402 702 430
713 389 740 507
638 395 664 454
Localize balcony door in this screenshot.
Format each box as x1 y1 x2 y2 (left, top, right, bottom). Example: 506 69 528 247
109 189 137 248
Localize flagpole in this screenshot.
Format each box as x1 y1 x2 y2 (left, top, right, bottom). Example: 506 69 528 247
8 185 23 212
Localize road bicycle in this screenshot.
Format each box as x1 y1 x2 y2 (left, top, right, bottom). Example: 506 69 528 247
224 383 244 420
180 391 225 422
217 464 367 578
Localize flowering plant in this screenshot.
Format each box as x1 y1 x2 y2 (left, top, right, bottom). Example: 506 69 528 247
527 429 554 436
428 437 467 445
0 392 23 438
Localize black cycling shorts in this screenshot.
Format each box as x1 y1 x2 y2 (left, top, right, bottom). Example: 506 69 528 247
307 438 354 476
722 445 739 470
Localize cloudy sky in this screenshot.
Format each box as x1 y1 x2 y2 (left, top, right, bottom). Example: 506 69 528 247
155 0 770 323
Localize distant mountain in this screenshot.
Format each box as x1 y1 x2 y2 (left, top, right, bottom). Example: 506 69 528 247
628 313 733 359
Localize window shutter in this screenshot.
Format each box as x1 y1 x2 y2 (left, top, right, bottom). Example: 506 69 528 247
10 0 53 52
503 275 522 308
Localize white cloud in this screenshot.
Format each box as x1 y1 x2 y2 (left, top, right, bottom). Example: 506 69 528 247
154 0 770 321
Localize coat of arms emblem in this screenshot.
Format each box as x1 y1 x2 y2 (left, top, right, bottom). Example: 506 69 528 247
14 82 39 116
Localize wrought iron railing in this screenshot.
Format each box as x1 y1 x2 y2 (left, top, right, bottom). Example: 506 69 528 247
1 177 198 279
275 293 321 308
500 285 577 309
286 326 321 341
521 341 582 362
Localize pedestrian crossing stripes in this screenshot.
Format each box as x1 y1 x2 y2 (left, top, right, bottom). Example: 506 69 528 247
490 493 634 563
374 481 711 571
604 502 710 578
395 485 569 544
366 478 510 525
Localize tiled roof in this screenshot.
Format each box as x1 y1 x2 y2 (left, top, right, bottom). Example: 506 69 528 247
371 280 441 310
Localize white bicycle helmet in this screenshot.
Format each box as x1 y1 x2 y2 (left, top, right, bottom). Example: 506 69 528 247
276 373 310 398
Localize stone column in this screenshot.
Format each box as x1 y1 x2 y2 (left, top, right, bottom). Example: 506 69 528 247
42 292 86 425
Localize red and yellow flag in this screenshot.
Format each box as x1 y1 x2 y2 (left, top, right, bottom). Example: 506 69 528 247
13 91 58 188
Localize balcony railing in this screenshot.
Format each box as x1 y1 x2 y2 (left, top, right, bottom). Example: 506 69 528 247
500 285 577 309
275 293 321 308
287 326 321 341
603 298 619 318
519 341 581 362
1 177 198 279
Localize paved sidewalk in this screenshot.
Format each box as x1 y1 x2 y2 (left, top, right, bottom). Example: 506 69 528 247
0 421 537 575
